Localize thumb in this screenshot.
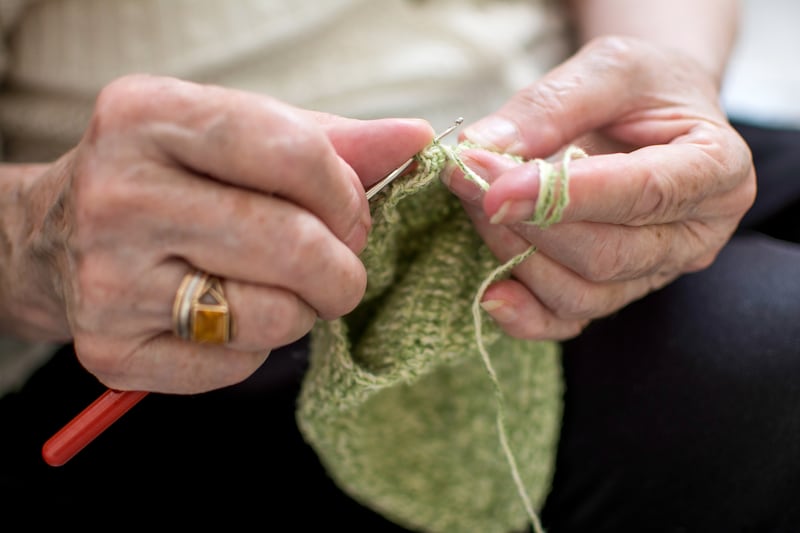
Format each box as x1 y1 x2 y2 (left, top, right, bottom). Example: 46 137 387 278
461 37 644 159
305 112 435 185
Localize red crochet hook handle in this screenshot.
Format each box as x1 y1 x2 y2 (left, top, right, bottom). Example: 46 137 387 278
42 389 148 466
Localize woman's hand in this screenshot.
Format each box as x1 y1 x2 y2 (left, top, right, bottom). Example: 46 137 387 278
443 36 756 340
9 74 432 393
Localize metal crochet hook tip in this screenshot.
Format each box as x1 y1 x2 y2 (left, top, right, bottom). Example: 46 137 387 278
434 116 464 142
365 117 464 201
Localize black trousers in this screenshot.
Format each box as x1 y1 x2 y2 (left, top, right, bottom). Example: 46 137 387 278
541 122 800 532
1 122 798 530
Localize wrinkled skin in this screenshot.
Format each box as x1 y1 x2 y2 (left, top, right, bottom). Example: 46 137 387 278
443 36 756 340
11 74 433 393
5 35 755 392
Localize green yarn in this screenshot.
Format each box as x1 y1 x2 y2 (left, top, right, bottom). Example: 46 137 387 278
529 145 585 228
296 139 582 532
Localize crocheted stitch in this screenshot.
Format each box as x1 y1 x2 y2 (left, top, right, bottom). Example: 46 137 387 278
297 141 577 533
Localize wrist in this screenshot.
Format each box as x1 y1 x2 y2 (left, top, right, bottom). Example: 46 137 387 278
0 157 73 341
568 0 738 88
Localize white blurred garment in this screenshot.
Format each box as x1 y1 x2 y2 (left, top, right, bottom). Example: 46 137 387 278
720 0 800 128
0 0 572 396
0 0 571 161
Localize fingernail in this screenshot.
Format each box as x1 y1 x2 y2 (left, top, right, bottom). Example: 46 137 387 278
440 161 455 187
464 117 521 152
480 299 518 322
346 221 370 254
489 199 537 224
442 156 486 202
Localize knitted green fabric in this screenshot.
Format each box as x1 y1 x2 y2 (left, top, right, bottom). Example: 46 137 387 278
296 142 563 533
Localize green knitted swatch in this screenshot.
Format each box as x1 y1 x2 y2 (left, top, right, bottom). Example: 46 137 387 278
296 142 567 533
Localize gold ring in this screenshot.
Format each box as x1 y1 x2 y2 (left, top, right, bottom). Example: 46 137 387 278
172 270 232 344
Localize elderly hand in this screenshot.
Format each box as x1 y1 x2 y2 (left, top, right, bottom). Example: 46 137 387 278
443 36 756 341
14 74 432 394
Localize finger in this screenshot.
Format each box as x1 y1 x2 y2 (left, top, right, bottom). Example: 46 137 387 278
452 135 752 228
459 38 639 157
461 202 661 317
441 148 520 205
515 217 726 282
73 258 318 369
174 185 368 319
304 112 435 186
442 148 728 280
92 75 369 248
462 173 702 282
87 162 367 320
216 278 317 352
458 37 705 158
479 279 589 341
80 332 271 394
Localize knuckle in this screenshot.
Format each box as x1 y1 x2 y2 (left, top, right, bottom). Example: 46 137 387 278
319 256 367 318
71 163 143 245
516 36 643 152
281 214 330 275
515 82 570 149
581 35 643 77
89 74 163 140
631 166 679 224
638 169 669 220
280 214 367 317
286 218 319 261
260 298 305 346
69 255 124 334
551 286 601 320
261 110 330 172
582 236 630 282
73 254 116 307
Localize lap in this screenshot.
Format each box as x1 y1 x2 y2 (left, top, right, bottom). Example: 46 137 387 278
542 233 800 531
0 337 409 529
3 121 798 531
542 121 800 531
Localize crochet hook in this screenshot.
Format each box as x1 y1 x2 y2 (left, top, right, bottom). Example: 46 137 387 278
365 117 463 201
42 116 465 468
42 389 148 466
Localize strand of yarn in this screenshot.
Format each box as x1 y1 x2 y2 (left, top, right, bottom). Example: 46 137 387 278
433 141 586 533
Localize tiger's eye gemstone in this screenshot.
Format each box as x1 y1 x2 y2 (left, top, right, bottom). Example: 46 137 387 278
192 304 230 344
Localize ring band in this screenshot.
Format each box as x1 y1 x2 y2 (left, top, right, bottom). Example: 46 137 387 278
172 270 232 344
